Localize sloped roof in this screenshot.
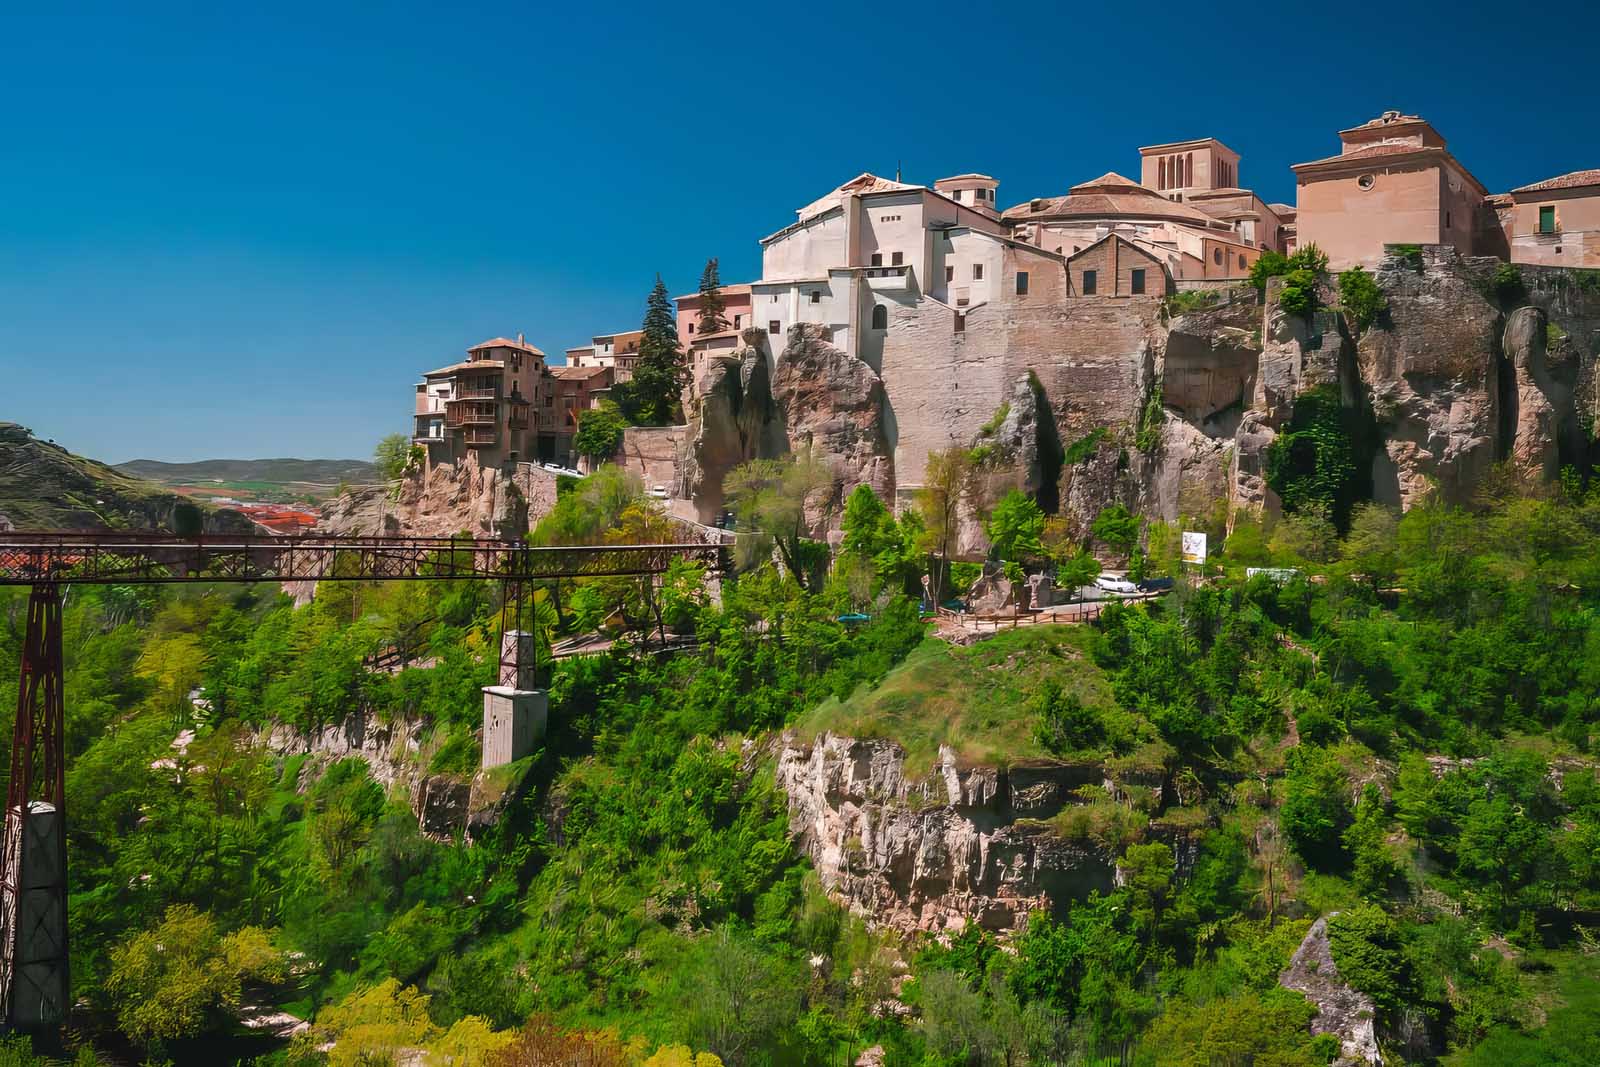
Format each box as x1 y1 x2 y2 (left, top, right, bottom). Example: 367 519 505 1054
1069 171 1148 194
1294 141 1433 168
935 172 997 183
549 365 611 381
423 360 503 378
1002 181 1222 227
675 283 754 301
795 172 916 220
469 337 544 356
1510 169 1600 194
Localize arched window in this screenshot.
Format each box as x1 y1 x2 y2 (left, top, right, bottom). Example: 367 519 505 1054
871 304 888 330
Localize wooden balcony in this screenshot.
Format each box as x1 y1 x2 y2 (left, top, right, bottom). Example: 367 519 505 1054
445 399 498 427
463 426 499 447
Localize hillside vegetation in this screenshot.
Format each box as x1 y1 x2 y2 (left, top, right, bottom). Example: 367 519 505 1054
3 460 1600 1065
0 422 251 532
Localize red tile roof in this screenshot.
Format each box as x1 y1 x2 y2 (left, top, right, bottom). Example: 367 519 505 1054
424 359 504 377
1294 141 1435 168
1510 169 1600 194
469 337 545 357
550 365 611 380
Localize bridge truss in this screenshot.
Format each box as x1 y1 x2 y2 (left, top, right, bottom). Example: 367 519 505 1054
0 531 727 1029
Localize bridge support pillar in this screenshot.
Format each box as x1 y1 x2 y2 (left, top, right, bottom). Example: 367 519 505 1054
481 687 546 768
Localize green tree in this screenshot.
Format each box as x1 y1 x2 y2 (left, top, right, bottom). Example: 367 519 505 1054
374 432 412 481
1339 266 1387 332
1280 745 1352 871
107 904 284 1045
695 258 729 337
573 402 627 465
916 448 973 604
985 489 1045 564
1055 549 1101 600
1091 503 1139 561
621 274 687 426
724 449 835 588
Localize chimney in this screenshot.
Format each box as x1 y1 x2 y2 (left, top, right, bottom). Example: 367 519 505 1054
518 332 525 345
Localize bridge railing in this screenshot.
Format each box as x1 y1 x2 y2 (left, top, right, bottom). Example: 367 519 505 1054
0 533 728 586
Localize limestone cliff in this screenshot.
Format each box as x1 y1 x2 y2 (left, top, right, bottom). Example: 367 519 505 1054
1279 915 1382 1066
258 708 525 839
668 250 1600 549
318 451 559 540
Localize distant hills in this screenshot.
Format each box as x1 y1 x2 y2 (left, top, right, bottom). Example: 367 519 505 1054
118 457 379 486
0 422 254 532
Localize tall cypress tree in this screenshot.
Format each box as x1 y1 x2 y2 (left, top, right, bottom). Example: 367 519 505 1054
696 257 728 337
627 274 686 426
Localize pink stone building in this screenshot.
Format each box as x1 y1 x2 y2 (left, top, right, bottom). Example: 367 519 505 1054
1291 111 1489 269
414 336 547 468
1497 170 1600 267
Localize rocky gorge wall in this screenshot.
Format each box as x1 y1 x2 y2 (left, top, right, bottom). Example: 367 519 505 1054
677 249 1600 553
318 451 560 540
775 731 1199 934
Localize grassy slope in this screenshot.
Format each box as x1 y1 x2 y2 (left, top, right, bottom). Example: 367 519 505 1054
0 422 186 529
795 624 1116 774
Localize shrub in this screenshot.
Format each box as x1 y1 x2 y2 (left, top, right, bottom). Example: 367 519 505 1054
1162 289 1220 317
1387 243 1424 272
1338 266 1387 332
1492 262 1525 304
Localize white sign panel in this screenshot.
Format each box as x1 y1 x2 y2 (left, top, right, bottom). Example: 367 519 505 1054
1180 531 1208 565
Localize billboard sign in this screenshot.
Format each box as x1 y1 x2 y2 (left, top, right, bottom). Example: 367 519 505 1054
1180 531 1208 565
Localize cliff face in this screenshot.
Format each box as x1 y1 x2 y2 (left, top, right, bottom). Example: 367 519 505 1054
317 451 559 540
776 731 1118 932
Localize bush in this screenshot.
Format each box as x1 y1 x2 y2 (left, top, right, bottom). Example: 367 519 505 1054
1338 266 1387 332
1492 262 1526 304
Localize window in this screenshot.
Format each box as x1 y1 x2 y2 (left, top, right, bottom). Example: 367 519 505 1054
891 251 904 266
810 291 820 304
871 304 888 329
1213 248 1223 265
1082 269 1097 295
734 314 741 327
870 252 883 266
1055 246 1062 254
972 263 983 280
954 313 965 333
1016 271 1029 295
772 294 779 302
1539 205 1556 234
945 265 954 282
1239 254 1247 270
1357 173 1376 191
687 322 695 334
769 320 781 334
1445 211 1452 229
1130 269 1145 295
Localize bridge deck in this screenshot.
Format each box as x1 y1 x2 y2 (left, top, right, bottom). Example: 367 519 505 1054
0 532 725 585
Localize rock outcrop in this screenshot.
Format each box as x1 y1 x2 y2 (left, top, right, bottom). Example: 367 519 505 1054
776 732 1117 932
318 452 559 540
769 323 894 515
1357 247 1503 508
258 708 526 839
1279 915 1382 1065
1504 304 1574 482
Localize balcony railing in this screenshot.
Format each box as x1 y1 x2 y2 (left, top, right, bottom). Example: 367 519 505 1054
445 399 499 427
455 386 500 400
463 427 499 447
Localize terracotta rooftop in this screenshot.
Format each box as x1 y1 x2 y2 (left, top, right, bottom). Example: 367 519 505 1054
1292 141 1441 168
1268 203 1295 215
593 328 643 343
1342 111 1427 134
1510 169 1600 194
1138 136 1236 155
1185 187 1252 199
423 359 504 377
1069 172 1148 194
550 365 611 381
675 283 754 301
1003 184 1222 227
469 337 545 357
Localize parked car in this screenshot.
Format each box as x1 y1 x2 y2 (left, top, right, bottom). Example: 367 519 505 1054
1094 574 1139 595
1137 576 1175 593
647 485 670 500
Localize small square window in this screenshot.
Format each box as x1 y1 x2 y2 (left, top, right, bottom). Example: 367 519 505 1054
1082 269 1097 295
973 264 984 280
954 313 965 334
810 291 820 304
891 251 903 266
769 320 780 335
870 252 883 267
1016 271 1029 295
688 322 695 334
945 265 954 282
1130 269 1145 295
734 314 741 327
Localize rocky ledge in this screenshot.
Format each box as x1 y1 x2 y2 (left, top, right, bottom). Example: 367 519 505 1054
776 731 1198 933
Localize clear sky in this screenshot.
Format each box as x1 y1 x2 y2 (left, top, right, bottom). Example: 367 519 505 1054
3 1 1596 463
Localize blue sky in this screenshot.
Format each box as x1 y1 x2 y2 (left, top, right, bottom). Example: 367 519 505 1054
3 1 1596 462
